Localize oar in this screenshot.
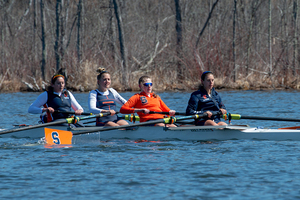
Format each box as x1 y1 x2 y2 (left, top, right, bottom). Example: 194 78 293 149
44 113 208 145
278 126 300 130
0 112 111 136
149 111 186 115
54 110 93 116
82 115 141 124
56 110 140 122
121 115 140 122
224 113 300 122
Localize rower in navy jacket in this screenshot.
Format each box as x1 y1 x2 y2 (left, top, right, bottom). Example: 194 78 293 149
186 71 227 126
28 74 84 123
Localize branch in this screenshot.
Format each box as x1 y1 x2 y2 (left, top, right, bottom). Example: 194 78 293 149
136 42 168 72
195 0 219 48
15 0 32 37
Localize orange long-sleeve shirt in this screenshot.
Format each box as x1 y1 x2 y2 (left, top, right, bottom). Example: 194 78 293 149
120 92 171 122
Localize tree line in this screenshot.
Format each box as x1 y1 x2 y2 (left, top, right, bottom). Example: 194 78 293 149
0 0 299 92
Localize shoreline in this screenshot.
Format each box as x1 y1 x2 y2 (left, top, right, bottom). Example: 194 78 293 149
0 85 297 93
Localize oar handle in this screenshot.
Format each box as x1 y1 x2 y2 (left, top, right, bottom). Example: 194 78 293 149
83 115 141 124
54 110 93 116
223 113 300 122
78 112 111 121
149 111 186 115
121 115 140 122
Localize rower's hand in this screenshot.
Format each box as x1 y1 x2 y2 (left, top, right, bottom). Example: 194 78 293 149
75 109 83 115
205 111 213 118
169 110 176 116
220 109 227 115
101 109 115 116
109 110 116 116
142 108 150 114
43 107 54 113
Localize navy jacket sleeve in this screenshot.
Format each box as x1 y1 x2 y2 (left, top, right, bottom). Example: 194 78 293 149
215 90 226 110
186 92 204 115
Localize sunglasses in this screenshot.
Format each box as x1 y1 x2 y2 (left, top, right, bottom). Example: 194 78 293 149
143 82 153 87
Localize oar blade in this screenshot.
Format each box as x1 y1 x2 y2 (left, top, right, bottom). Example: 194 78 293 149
44 128 73 145
278 126 300 130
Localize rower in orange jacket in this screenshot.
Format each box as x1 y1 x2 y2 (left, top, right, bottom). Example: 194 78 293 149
120 75 176 127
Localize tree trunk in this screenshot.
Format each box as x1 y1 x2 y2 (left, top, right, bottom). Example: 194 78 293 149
268 0 272 76
40 0 46 81
174 0 184 81
233 0 237 82
108 0 116 62
1 14 4 68
77 0 82 64
293 0 298 76
112 0 128 89
55 0 62 71
33 0 37 61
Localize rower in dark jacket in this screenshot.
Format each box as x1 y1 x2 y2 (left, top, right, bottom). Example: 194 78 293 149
186 71 227 126
28 74 84 123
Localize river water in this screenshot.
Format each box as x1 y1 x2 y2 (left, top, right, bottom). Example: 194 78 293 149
1 90 300 199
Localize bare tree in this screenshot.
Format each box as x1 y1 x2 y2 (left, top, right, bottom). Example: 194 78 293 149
33 0 37 61
293 0 298 75
77 0 82 64
3 0 300 92
174 0 184 80
108 0 116 63
55 0 62 71
40 0 46 80
233 0 237 82
195 0 219 48
268 0 272 76
112 0 128 89
246 0 261 78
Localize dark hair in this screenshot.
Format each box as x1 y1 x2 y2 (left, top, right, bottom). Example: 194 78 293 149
198 71 214 90
201 71 213 81
96 67 110 80
51 74 65 84
48 74 65 91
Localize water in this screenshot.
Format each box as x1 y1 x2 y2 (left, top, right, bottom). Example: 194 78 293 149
1 90 300 199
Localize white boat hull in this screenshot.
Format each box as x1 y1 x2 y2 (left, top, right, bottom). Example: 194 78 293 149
71 125 300 142
2 125 300 141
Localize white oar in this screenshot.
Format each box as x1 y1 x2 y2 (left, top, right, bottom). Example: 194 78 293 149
44 113 208 145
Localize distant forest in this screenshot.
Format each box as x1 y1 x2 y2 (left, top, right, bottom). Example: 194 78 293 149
0 0 300 92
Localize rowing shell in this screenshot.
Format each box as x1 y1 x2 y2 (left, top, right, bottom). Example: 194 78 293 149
47 125 300 143
2 124 300 141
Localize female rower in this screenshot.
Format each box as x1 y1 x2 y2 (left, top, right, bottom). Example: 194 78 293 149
186 71 227 126
120 75 176 127
28 74 84 123
88 68 128 127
